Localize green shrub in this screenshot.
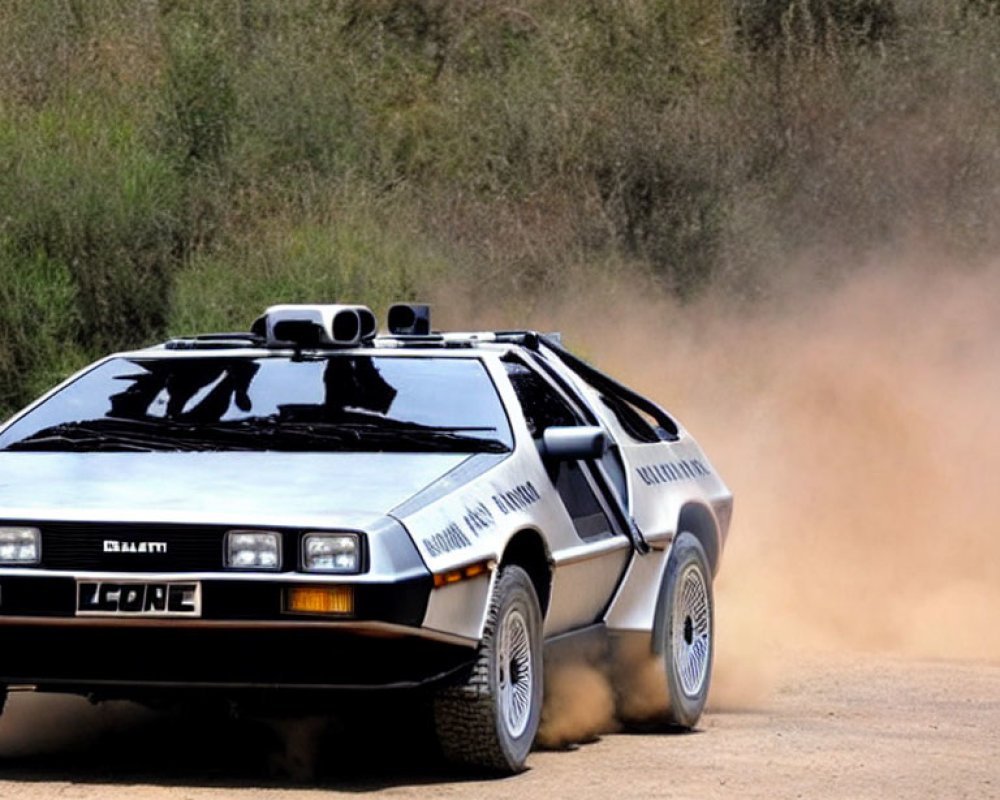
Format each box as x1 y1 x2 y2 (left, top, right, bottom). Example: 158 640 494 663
0 0 998 407
169 201 449 336
0 105 183 354
159 11 237 172
0 245 85 417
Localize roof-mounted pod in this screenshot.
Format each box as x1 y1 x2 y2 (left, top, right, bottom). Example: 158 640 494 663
252 304 377 348
387 303 431 336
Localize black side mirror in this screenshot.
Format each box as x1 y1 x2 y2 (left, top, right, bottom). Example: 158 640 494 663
538 426 608 461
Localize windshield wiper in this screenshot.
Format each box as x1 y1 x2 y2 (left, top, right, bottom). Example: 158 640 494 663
290 420 510 453
4 419 249 452
196 418 510 453
203 419 510 453
5 430 160 452
4 417 510 454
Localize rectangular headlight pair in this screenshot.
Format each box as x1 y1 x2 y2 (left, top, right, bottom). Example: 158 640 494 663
224 530 360 573
0 526 40 565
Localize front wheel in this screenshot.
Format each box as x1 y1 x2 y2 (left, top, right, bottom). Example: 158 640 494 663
657 532 714 728
433 565 543 773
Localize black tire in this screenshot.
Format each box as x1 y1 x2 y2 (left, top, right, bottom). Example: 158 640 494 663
433 565 543 774
655 532 714 728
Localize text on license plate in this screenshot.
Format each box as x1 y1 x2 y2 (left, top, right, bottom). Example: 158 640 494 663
76 581 202 617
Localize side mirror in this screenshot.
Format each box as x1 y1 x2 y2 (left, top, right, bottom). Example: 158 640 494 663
538 426 608 461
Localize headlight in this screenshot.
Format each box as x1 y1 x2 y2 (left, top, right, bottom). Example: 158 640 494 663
225 530 281 570
0 526 41 565
302 532 360 573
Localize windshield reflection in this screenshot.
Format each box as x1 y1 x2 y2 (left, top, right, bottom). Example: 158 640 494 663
0 355 513 453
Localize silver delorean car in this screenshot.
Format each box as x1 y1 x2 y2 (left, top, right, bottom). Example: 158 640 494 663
0 303 732 773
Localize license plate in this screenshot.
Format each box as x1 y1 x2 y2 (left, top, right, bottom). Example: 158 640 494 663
76 581 202 618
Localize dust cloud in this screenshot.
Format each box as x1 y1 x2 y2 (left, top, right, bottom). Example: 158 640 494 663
591 257 1000 674
3 254 999 762
0 693 154 757
442 249 1000 734
536 659 616 749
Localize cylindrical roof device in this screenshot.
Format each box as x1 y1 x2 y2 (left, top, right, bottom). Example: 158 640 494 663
350 306 378 340
260 304 374 348
387 303 431 336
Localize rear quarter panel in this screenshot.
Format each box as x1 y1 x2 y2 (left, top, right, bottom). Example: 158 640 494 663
563 373 733 634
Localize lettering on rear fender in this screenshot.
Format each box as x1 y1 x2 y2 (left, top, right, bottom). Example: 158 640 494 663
636 459 711 486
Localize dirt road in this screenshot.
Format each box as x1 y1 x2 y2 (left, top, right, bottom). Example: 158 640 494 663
0 650 995 799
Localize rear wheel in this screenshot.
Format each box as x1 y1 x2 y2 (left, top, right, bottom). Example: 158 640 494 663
433 565 542 773
658 532 714 727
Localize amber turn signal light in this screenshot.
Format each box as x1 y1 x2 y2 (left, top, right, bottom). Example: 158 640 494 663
286 585 354 615
432 560 493 588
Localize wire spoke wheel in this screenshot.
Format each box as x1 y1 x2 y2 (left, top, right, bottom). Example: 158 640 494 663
671 562 711 697
497 607 533 738
655 532 714 728
433 565 543 773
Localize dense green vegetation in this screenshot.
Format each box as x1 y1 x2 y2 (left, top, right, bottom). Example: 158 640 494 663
1 0 998 414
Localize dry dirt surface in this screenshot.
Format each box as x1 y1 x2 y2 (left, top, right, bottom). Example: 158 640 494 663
0 650 996 800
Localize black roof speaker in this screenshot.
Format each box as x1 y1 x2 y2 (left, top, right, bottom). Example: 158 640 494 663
387 304 431 336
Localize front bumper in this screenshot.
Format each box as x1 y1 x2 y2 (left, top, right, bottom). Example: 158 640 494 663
0 573 476 690
0 622 474 691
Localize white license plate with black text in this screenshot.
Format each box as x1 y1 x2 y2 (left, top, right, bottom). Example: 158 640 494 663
76 581 202 617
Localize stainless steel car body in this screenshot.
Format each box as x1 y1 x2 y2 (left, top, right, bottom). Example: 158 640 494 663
0 330 731 675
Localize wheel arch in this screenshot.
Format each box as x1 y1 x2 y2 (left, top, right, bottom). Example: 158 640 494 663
499 528 552 616
677 501 722 577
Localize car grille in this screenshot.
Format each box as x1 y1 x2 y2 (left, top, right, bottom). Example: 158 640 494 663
40 523 226 572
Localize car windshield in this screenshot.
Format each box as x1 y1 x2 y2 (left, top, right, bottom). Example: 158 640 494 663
0 355 512 454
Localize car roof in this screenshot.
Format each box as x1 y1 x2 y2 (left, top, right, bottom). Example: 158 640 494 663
121 333 522 360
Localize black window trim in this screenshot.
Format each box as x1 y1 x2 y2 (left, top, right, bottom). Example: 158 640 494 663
533 335 680 442
500 352 589 436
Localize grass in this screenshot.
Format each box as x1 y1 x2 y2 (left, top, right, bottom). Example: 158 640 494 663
0 0 998 415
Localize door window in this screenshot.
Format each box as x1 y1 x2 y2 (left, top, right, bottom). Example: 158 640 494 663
504 359 616 542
